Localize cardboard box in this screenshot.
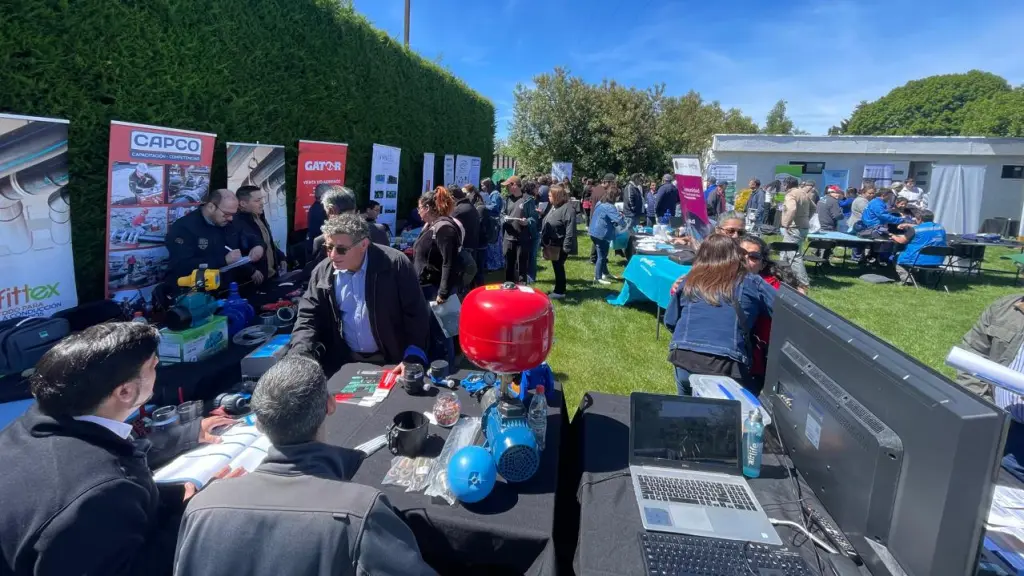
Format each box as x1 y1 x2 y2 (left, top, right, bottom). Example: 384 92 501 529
158 315 228 363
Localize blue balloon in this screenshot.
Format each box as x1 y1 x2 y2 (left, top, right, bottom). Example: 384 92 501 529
448 446 497 503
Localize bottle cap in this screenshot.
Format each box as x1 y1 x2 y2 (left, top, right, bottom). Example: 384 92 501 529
536 385 545 394
749 409 763 423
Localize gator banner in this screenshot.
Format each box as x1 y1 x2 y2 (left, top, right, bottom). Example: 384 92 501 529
0 113 77 320
295 139 347 230
104 120 216 304
226 143 288 253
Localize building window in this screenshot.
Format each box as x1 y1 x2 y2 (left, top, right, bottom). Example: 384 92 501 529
789 161 825 175
1002 165 1024 179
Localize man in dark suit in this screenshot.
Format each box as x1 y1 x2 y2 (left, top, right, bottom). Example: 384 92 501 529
234 184 287 286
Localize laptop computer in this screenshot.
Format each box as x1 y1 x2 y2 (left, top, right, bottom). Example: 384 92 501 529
629 392 782 545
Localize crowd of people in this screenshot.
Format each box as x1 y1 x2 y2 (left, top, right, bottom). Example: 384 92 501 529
1 160 1022 576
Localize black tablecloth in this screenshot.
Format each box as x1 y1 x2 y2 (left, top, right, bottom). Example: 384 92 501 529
323 364 569 576
570 392 846 576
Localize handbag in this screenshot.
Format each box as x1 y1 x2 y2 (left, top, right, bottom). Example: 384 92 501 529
0 316 71 376
542 245 562 261
429 295 461 338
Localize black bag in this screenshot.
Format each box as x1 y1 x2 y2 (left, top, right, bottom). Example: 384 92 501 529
432 217 477 287
0 316 70 376
669 247 698 266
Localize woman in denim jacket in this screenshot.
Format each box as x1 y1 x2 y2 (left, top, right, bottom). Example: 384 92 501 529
665 234 776 395
587 185 625 284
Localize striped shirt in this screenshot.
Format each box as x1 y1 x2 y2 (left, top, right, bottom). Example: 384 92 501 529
996 338 1024 422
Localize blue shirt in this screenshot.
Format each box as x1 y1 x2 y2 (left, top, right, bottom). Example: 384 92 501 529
861 197 903 228
897 222 947 267
588 201 625 242
334 255 378 354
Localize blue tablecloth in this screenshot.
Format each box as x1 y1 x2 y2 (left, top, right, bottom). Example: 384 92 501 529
607 255 691 309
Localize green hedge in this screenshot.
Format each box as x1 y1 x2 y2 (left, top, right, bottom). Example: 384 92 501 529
0 0 494 303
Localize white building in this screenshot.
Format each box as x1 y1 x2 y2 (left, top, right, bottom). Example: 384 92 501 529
707 134 1024 235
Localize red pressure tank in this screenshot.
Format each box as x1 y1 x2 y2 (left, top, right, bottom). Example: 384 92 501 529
459 283 554 374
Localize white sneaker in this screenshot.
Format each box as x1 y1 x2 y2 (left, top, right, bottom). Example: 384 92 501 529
596 279 612 285
549 292 565 299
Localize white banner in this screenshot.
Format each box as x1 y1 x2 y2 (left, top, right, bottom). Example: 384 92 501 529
552 162 573 181
0 114 77 320
455 155 481 187
422 153 435 193
371 144 402 232
226 143 288 255
863 164 894 188
443 154 455 187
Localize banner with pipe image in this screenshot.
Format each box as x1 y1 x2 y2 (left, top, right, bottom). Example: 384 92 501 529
0 114 77 320
226 143 288 255
672 155 711 241
104 121 215 304
294 140 347 230
370 144 401 233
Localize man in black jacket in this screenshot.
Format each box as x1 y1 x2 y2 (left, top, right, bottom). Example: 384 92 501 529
501 176 536 283
233 184 287 286
289 214 429 377
654 174 680 223
623 173 645 231
0 323 216 576
164 188 256 294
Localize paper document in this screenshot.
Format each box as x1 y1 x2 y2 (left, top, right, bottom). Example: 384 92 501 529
153 424 271 488
220 256 252 273
946 346 1024 397
989 486 1024 528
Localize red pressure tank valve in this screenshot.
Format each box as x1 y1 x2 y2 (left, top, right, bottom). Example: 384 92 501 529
459 282 554 374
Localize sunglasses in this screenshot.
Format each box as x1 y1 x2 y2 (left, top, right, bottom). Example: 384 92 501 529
324 239 364 256
719 227 746 237
743 251 764 262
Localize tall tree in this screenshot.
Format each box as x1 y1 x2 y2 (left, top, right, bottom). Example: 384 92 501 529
762 99 796 134
845 70 1011 136
960 88 1024 138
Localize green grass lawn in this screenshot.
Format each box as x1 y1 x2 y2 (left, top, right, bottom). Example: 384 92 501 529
517 231 1024 413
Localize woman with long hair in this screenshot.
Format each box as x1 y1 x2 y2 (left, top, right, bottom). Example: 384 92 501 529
540 184 578 299
737 235 784 396
664 234 775 395
414 186 459 365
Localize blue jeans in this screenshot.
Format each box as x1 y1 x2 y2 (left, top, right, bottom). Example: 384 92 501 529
675 367 692 396
592 237 610 281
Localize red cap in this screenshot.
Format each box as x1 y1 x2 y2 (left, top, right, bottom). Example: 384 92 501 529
536 385 545 394
826 184 842 193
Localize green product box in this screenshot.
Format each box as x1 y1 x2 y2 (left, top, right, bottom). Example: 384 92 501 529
158 315 228 363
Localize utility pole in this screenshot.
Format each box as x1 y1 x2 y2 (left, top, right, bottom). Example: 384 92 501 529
403 0 410 46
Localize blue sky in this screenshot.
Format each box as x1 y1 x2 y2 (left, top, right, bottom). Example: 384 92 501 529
353 0 1024 139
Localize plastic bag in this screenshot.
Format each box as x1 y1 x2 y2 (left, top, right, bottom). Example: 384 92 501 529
808 213 822 233
406 456 435 493
425 416 481 505
382 456 416 487
429 295 461 338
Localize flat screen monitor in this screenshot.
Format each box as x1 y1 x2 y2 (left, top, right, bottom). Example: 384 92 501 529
764 286 1008 576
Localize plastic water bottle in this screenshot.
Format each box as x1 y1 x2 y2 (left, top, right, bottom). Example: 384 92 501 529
743 410 764 478
131 311 148 325
528 385 548 451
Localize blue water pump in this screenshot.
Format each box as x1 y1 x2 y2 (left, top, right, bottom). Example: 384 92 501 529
481 375 540 483
218 282 254 336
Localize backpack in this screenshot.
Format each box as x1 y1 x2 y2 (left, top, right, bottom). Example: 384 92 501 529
480 208 499 245
0 316 70 377
432 217 478 287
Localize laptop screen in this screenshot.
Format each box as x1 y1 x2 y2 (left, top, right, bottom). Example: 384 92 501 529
631 394 740 471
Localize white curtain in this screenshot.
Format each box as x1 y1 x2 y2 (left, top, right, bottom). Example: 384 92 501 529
930 164 986 235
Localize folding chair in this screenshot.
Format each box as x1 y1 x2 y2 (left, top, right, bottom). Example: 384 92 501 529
803 240 835 274
905 246 954 289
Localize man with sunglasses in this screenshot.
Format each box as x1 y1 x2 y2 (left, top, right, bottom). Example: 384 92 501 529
164 188 254 294
289 214 429 377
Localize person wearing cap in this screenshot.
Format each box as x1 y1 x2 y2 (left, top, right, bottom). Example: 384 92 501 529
500 175 536 283
654 174 679 224
816 185 845 232
128 162 160 202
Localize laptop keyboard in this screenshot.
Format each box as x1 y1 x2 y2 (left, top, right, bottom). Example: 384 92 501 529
639 532 813 576
637 475 757 511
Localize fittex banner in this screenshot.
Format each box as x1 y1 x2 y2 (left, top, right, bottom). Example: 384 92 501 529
673 155 711 240
370 144 401 232
104 121 215 304
422 153 435 193
226 143 288 253
0 114 77 320
295 140 347 230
